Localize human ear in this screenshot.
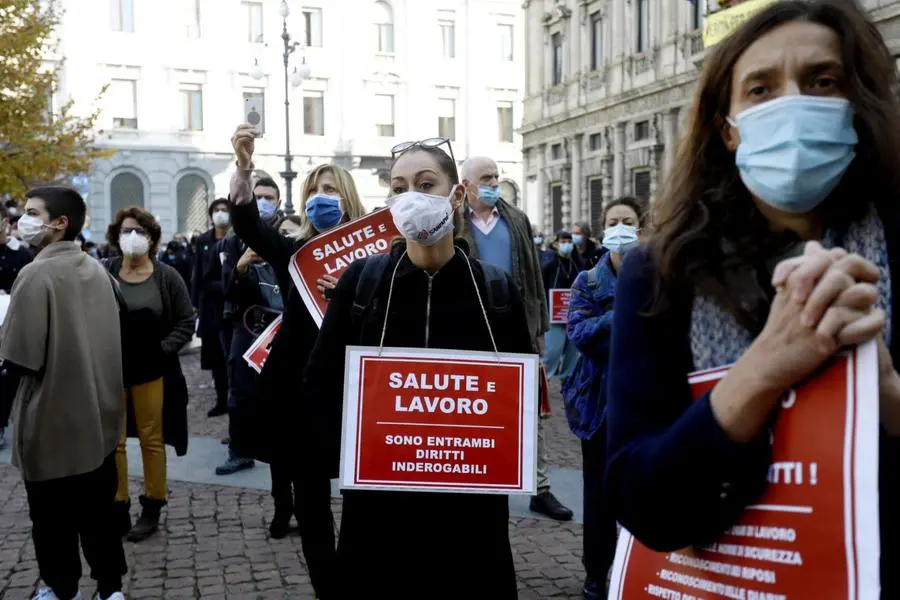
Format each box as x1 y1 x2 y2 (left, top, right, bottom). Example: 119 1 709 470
720 116 740 153
451 184 466 210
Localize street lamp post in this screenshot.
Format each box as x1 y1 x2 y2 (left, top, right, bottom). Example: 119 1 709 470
252 1 310 215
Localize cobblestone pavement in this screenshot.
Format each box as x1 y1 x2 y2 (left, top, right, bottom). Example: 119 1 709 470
0 355 587 599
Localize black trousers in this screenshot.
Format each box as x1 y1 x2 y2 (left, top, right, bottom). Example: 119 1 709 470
25 452 127 599
582 427 619 584
270 461 337 598
0 365 20 427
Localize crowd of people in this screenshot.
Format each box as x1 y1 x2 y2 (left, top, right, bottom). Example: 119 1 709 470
2 0 900 598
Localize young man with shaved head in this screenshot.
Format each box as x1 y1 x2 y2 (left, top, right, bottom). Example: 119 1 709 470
459 156 573 522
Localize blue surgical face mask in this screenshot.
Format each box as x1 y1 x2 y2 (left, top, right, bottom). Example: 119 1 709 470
256 199 277 220
558 242 574 256
729 95 857 214
572 233 584 246
305 193 343 232
533 236 543 246
602 223 639 255
478 185 501 207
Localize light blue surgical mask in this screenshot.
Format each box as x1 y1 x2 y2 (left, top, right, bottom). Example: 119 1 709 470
533 236 543 246
305 193 343 232
729 95 857 214
478 185 501 207
256 199 277 220
558 242 574 256
572 233 584 246
602 223 639 255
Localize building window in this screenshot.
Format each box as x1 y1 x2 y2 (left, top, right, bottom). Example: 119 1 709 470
179 84 203 131
550 183 563 232
304 8 323 47
636 0 649 53
242 90 265 134
375 94 395 137
497 101 514 143
633 169 651 202
692 0 704 30
303 91 325 136
176 174 209 233
374 1 394 53
439 19 455 58
110 0 134 32
109 79 138 129
499 23 514 62
110 172 144 214
244 1 264 43
551 32 563 86
589 132 602 152
634 120 649 141
550 143 563 160
590 12 602 70
186 0 201 37
437 98 456 141
589 177 603 227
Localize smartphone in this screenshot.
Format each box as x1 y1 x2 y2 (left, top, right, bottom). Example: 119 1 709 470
243 93 265 136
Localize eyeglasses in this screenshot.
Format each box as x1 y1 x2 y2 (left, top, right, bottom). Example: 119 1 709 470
391 137 456 165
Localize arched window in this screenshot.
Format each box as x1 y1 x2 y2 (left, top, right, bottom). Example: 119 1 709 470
176 173 209 234
373 1 394 53
109 171 144 217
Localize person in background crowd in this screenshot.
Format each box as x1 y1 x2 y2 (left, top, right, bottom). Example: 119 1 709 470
277 214 304 237
542 229 580 384
460 155 573 522
304 138 532 597
230 122 367 596
160 240 192 288
2 186 126 600
0 202 34 450
104 207 193 543
606 1 900 597
83 240 100 259
571 221 605 270
563 197 644 600
192 199 232 418
216 177 286 477
534 232 554 268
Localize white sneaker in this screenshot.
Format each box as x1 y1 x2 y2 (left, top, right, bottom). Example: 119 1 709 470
96 593 125 600
32 589 83 600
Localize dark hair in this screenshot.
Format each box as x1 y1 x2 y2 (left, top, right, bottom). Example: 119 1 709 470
602 196 647 229
555 229 573 240
573 221 592 238
277 214 304 229
649 0 900 329
208 197 229 219
106 206 163 256
254 177 281 199
390 146 459 186
25 186 86 241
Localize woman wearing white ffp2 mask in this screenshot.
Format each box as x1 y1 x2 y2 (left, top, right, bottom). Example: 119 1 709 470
303 141 533 598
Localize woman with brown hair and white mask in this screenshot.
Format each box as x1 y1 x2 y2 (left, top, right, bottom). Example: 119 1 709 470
302 138 533 597
605 0 900 596
103 207 194 542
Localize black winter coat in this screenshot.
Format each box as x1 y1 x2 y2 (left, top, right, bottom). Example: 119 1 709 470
191 229 227 369
304 242 533 598
229 201 315 464
541 251 579 302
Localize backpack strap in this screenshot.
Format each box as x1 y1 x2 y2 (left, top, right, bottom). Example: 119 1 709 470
350 254 393 326
477 261 510 314
586 263 601 290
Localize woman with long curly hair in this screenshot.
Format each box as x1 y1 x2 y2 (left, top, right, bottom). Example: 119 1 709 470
605 1 900 596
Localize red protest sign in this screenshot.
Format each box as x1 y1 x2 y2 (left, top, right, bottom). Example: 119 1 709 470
288 209 399 327
242 315 282 374
549 289 572 324
340 346 540 494
609 341 880 600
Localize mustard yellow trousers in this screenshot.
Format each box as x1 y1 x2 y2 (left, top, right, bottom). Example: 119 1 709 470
115 378 167 501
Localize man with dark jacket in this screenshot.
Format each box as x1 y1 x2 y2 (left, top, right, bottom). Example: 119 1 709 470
460 156 574 522
191 199 231 417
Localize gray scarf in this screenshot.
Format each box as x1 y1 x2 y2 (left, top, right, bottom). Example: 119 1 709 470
690 206 892 370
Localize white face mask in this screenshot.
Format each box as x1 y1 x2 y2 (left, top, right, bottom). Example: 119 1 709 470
212 211 230 228
387 191 455 247
17 215 49 247
119 231 150 257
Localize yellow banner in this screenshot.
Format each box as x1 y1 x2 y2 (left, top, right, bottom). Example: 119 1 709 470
703 0 780 48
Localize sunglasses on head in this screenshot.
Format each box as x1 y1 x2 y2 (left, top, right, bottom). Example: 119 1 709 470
391 137 457 165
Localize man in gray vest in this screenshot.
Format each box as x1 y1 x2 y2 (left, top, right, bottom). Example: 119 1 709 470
460 157 573 522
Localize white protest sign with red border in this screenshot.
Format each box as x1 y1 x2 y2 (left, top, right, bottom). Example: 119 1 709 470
608 341 880 600
340 346 540 495
242 314 283 374
549 289 572 325
288 209 399 327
